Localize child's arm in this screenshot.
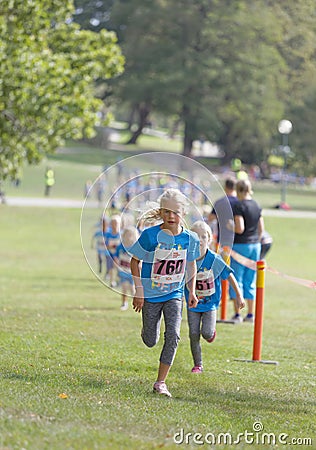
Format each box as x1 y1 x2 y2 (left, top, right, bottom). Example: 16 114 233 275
131 256 144 313
186 260 198 309
228 273 245 310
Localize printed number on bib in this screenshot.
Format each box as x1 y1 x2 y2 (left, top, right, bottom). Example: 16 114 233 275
151 248 187 284
196 269 215 297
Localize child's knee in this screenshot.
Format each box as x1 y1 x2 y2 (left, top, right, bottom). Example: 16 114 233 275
165 330 180 348
202 330 215 341
141 331 159 348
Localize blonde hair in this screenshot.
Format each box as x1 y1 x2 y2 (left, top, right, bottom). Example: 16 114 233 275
236 179 253 195
121 213 135 229
121 226 139 248
140 188 190 224
191 220 213 241
110 214 121 224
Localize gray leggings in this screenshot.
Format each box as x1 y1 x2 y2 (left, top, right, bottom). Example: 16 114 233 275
187 309 217 367
141 298 183 366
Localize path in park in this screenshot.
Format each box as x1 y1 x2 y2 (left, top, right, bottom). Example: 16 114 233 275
4 196 316 218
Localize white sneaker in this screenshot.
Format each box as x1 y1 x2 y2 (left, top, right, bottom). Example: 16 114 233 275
243 314 254 323
231 314 243 323
153 381 172 398
120 303 128 311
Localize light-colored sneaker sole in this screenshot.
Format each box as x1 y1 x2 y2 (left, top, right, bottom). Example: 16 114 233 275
153 386 172 398
243 317 254 323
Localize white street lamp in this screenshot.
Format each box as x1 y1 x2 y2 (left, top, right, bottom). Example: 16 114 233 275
277 119 293 209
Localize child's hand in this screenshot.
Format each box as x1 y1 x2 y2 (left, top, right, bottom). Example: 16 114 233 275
188 292 198 309
236 295 245 310
132 286 144 313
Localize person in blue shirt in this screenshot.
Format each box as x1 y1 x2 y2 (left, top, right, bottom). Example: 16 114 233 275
91 215 109 274
104 215 121 287
185 221 245 374
130 189 200 398
114 226 139 311
229 179 264 323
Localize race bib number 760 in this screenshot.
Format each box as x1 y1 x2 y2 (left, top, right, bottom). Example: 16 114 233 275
151 248 187 284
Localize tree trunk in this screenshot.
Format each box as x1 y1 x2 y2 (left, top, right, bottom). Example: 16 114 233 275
126 103 150 145
127 105 137 131
182 120 193 158
169 117 181 139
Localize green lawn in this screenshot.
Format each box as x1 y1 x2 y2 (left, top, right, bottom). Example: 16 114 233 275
0 207 315 449
2 138 316 214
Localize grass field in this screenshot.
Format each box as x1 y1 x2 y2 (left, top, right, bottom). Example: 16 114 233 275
0 205 315 449
1 139 315 449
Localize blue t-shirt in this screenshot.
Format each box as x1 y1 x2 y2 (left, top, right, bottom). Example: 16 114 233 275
104 231 121 256
130 224 200 302
185 249 233 312
93 230 110 256
115 243 133 283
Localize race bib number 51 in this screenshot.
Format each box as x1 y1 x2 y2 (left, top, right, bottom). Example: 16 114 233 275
196 269 215 297
151 248 187 284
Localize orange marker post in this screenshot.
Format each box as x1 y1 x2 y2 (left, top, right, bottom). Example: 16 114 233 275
220 247 230 321
252 260 266 361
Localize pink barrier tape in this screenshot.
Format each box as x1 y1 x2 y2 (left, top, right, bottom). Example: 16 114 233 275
266 267 316 289
230 249 316 290
230 249 257 270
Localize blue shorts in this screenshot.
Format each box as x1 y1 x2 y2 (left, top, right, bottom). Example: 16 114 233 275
229 243 260 300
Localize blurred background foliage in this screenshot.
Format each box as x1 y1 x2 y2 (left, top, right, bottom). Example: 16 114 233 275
1 0 316 179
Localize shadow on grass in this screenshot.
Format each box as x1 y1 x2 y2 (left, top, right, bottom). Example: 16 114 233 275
2 366 313 420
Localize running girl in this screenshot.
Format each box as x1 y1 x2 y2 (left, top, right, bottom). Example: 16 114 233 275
130 188 200 397
185 221 245 373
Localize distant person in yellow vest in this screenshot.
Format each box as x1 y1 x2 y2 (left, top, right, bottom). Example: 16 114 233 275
45 167 55 196
231 158 249 181
236 168 249 181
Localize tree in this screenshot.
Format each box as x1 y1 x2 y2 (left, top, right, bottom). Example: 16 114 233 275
0 0 124 180
74 0 316 166
271 1 316 174
288 84 316 176
104 0 288 160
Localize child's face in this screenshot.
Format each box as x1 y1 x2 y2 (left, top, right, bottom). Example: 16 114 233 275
196 228 211 256
122 231 137 248
111 219 120 233
160 199 184 230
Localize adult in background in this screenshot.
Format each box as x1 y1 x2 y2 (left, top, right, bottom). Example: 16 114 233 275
208 177 238 248
230 180 264 323
44 167 55 196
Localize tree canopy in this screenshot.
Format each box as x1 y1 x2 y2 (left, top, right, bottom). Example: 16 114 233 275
0 0 124 180
75 0 316 168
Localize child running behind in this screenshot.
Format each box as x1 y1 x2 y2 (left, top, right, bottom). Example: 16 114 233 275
185 221 245 373
104 215 121 287
115 226 139 311
130 188 200 397
91 215 109 275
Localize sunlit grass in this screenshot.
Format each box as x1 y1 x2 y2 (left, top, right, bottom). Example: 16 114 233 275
0 207 315 449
